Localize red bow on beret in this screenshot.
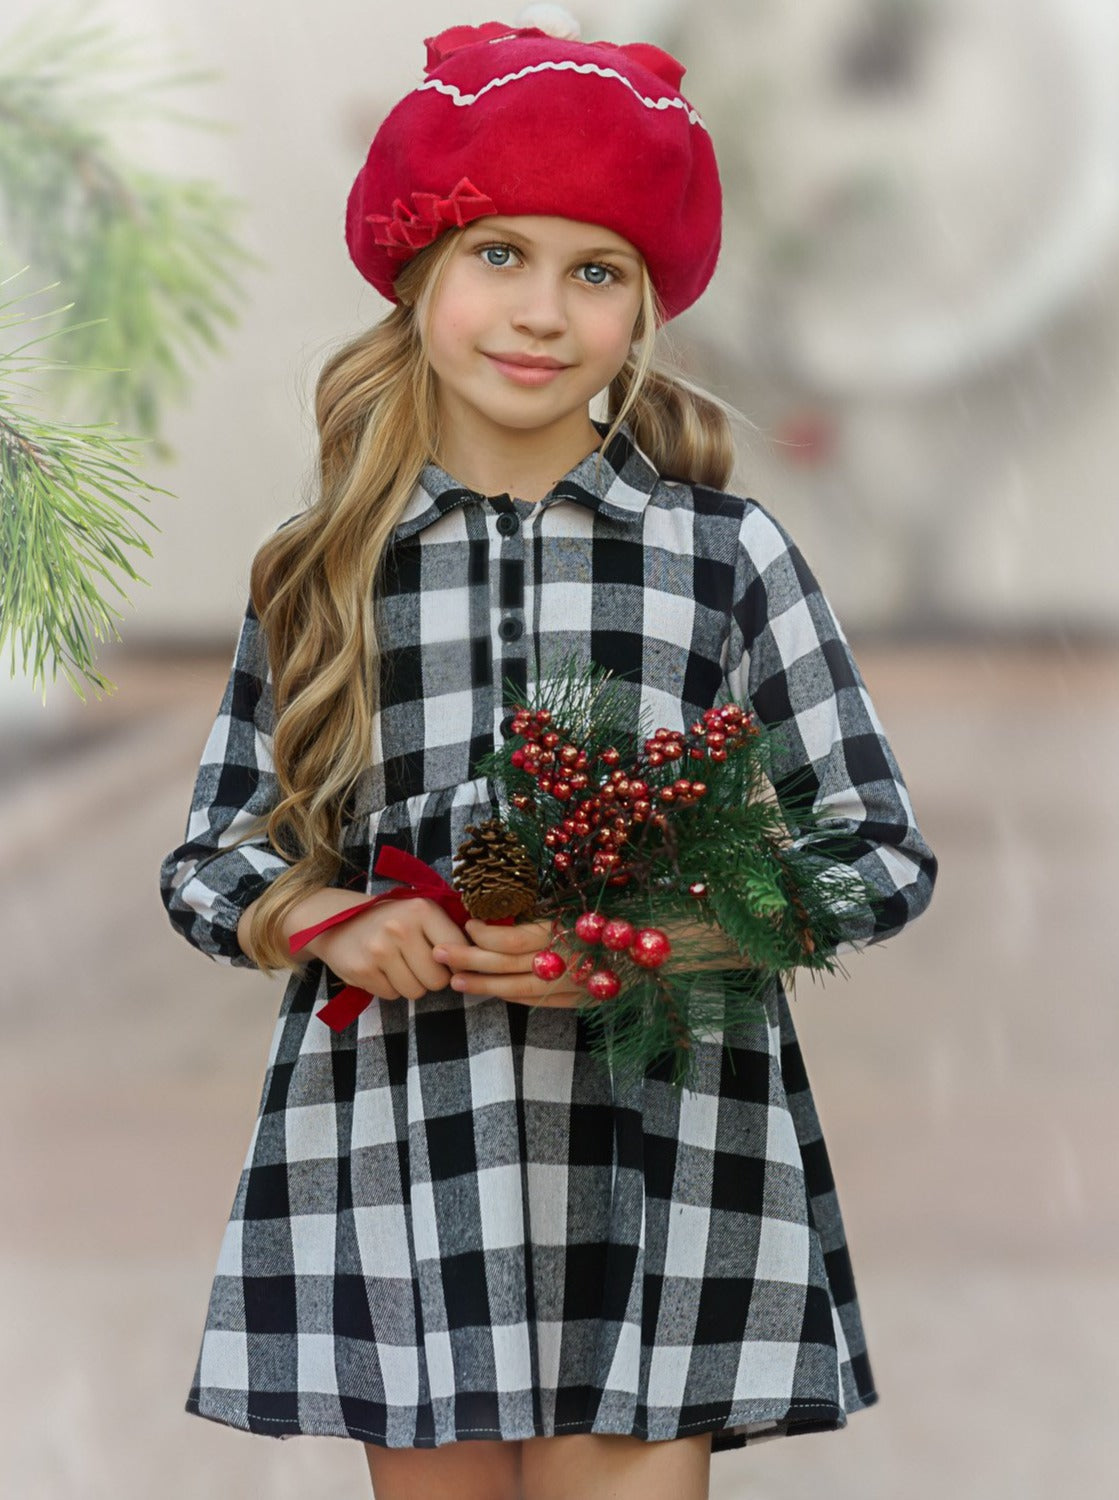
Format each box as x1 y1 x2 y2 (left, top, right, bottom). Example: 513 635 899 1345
365 176 497 259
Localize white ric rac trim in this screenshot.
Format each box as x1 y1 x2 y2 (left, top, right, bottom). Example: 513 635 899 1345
418 59 707 130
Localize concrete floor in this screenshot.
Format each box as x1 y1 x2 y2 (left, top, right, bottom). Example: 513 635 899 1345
0 640 1115 1499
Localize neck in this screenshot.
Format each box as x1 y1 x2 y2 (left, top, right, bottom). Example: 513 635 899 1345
433 404 604 504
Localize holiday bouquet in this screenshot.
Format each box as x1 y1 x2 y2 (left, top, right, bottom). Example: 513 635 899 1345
454 653 883 1091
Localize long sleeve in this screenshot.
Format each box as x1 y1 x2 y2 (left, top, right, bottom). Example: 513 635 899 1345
159 595 292 967
723 501 937 954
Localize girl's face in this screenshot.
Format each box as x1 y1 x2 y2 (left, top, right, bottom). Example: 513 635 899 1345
421 215 645 446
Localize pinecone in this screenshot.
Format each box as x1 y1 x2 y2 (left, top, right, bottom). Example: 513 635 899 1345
453 819 539 921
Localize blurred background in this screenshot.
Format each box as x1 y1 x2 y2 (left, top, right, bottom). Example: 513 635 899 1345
1 0 1116 1496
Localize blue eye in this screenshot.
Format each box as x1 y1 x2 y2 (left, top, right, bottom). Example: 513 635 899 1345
578 263 616 286
479 245 516 268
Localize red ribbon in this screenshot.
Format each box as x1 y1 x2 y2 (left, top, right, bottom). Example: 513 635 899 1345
288 845 512 1032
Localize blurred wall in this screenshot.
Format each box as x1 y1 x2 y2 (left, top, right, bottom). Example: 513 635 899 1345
2 0 1117 653
674 0 1119 634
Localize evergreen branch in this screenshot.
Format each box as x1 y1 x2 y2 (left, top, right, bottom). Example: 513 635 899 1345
0 274 169 700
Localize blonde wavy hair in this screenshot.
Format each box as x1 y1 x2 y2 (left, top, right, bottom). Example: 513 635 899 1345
241 226 741 974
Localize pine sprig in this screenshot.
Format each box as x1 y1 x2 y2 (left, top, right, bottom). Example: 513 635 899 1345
582 966 777 1095
481 648 650 769
0 271 167 699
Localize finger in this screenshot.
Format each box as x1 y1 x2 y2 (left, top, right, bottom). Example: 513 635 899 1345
429 940 473 969
419 905 474 950
463 918 552 954
378 944 444 1003
431 941 527 975
449 968 586 1002
404 956 456 996
389 962 447 1002
318 937 401 1000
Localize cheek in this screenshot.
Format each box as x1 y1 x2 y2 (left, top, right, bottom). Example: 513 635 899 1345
587 304 640 365
426 301 479 368
425 275 489 359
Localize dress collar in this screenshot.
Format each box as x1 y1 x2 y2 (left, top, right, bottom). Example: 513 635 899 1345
392 418 660 541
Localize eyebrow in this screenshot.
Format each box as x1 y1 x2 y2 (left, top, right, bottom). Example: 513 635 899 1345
464 223 641 263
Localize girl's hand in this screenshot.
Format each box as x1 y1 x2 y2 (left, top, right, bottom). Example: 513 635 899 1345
433 913 753 1009
656 915 754 970
300 897 468 1002
432 918 598 1009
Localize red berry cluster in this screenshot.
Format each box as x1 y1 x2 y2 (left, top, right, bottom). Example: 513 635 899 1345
508 708 642 881
508 701 757 886
649 703 758 768
531 911 673 1000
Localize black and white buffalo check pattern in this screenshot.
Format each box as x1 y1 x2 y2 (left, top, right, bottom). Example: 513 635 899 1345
160 419 937 1453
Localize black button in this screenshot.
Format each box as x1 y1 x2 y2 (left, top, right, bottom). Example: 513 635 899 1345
496 511 520 535
498 616 523 641
500 713 516 737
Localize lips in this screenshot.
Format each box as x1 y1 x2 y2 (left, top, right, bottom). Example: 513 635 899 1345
484 352 570 369
483 352 571 387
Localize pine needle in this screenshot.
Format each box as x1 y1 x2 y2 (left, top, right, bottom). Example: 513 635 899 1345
0 274 167 700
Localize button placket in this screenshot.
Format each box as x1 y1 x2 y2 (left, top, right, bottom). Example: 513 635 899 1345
491 496 527 739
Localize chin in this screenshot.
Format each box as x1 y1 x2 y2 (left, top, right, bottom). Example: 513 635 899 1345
477 403 589 432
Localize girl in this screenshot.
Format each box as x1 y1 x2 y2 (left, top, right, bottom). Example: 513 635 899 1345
160 13 937 1500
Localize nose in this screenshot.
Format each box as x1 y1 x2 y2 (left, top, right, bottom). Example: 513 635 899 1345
509 271 569 337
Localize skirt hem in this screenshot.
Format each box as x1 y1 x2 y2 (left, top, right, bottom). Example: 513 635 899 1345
185 1389 878 1455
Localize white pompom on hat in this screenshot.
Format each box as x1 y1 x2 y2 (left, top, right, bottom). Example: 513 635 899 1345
513 4 583 38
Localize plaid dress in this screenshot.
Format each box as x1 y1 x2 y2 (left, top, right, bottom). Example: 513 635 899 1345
159 419 936 1454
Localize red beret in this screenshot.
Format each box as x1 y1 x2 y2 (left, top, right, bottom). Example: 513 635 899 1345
345 21 722 322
